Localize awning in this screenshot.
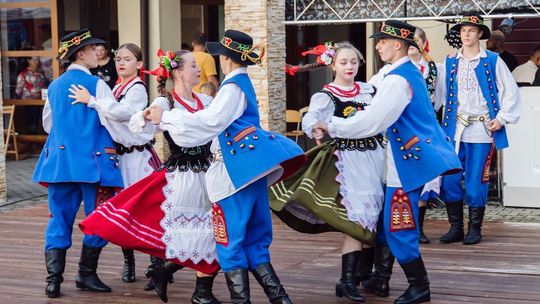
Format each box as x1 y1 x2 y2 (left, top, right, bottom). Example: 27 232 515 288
285 0 540 24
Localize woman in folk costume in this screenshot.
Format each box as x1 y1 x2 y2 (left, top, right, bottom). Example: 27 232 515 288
79 49 221 304
272 42 385 303
69 43 163 288
407 27 445 244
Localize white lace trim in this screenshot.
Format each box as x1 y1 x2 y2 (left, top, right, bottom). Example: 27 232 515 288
334 150 381 232
160 171 217 264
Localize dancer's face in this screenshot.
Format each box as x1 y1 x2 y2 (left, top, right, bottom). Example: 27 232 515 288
176 52 201 88
76 44 99 69
460 25 482 48
376 38 400 63
332 48 360 82
114 48 142 80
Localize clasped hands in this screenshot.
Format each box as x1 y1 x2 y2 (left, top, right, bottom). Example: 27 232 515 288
311 121 329 141
143 106 163 125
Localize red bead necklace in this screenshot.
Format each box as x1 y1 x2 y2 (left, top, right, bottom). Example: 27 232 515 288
113 76 139 100
171 90 204 113
323 82 361 98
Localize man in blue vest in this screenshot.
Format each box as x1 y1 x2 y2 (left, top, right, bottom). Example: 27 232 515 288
437 14 521 245
144 29 306 303
314 20 462 304
32 29 124 298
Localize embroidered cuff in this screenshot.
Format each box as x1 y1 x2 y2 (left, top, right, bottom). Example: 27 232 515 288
87 96 97 108
495 114 507 126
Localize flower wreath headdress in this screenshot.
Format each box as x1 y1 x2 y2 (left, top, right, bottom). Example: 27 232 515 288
144 49 182 78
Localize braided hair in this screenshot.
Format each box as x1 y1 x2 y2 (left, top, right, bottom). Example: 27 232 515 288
156 50 190 109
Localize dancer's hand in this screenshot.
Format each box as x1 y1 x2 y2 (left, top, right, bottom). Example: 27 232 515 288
488 119 502 132
312 128 325 141
312 121 328 133
145 106 163 125
68 84 91 104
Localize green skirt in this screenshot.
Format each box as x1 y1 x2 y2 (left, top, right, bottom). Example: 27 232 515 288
269 141 375 245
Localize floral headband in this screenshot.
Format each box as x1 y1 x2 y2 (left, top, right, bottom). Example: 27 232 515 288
144 49 182 78
285 42 338 76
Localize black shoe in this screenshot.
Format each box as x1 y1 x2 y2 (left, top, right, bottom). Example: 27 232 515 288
191 274 221 304
122 248 136 283
335 251 365 302
394 257 430 304
419 206 430 244
463 207 485 245
45 249 66 298
355 247 375 286
439 202 464 243
251 263 292 304
144 260 183 303
361 245 394 297
144 256 164 291
224 269 251 304
75 245 111 292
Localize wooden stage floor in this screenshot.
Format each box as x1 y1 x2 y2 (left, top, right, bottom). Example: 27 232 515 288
1 203 540 304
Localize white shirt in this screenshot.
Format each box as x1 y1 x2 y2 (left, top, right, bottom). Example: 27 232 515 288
329 56 413 187
87 77 153 147
131 67 248 202
411 57 445 111
512 60 538 84
435 48 521 143
42 63 116 134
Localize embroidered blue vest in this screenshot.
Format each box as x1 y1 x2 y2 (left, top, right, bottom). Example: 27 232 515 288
386 61 462 192
217 72 305 191
441 50 508 150
32 69 124 187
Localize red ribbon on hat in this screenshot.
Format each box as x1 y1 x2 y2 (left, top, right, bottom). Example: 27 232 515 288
144 49 170 78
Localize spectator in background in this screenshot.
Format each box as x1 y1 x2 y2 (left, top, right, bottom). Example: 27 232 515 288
199 81 216 97
487 30 519 71
15 56 48 134
512 45 540 85
191 32 219 93
90 43 118 89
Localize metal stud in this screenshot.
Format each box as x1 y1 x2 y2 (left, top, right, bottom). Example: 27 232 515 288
248 144 255 150
95 151 102 156
403 155 408 160
443 123 448 127
488 78 491 82
245 136 249 140
494 107 498 111
59 145 65 150
408 153 413 158
492 100 496 104
239 143 245 149
227 141 232 146
426 139 431 143
414 155 420 160
400 146 405 151
392 128 397 133
253 135 259 140
396 138 402 142
415 147 421 151
447 108 452 112
230 149 236 155
225 132 230 137
450 93 454 97
269 134 275 139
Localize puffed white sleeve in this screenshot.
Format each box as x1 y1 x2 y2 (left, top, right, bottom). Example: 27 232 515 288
328 75 411 138
89 82 148 121
433 62 446 112
494 57 521 125
42 98 52 134
302 92 335 138
159 83 246 147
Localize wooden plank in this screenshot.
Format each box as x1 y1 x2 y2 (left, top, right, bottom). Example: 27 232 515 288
1 203 540 303
16 135 47 143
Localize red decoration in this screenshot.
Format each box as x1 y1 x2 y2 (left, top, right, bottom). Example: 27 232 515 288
301 44 330 65
212 203 229 246
389 189 417 232
171 91 204 113
223 37 232 47
323 83 361 98
400 29 411 39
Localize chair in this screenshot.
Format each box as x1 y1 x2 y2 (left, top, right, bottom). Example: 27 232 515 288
3 105 20 160
285 109 303 143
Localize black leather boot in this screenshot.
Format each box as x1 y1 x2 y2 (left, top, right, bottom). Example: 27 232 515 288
75 245 111 292
394 257 430 304
144 256 164 291
45 249 66 298
252 263 292 304
439 202 464 243
463 207 485 245
191 274 221 304
335 251 365 302
224 269 251 304
361 245 394 297
419 206 430 244
122 248 136 282
144 260 183 302
355 247 374 286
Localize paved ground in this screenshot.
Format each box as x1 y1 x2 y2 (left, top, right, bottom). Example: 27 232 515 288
2 157 540 223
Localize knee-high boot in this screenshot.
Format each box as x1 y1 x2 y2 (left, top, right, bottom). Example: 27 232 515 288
45 249 66 298
145 260 183 303
224 269 251 304
192 273 221 304
361 245 394 297
463 207 485 245
394 257 430 304
355 247 375 286
122 248 136 282
419 206 430 244
439 202 464 243
336 251 365 302
252 263 292 304
75 244 111 292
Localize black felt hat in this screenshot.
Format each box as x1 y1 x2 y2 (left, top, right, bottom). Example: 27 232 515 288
370 20 419 49
450 14 491 40
57 28 105 61
207 30 264 66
